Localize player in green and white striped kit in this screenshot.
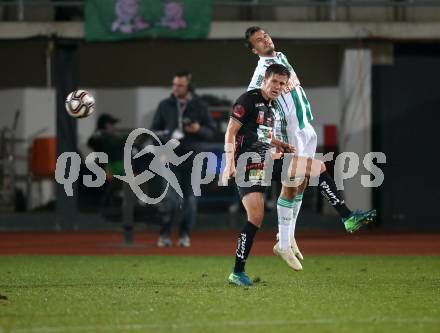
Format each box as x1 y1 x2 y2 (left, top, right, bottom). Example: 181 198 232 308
248 51 316 158
246 27 315 270
245 27 375 271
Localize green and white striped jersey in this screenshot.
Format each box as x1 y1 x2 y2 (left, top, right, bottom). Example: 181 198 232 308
248 52 314 144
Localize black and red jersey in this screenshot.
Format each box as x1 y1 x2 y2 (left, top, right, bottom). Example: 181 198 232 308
230 89 275 164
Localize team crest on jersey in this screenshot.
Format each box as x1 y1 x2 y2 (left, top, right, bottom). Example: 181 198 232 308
265 59 276 65
232 104 246 118
266 115 274 127
256 110 265 124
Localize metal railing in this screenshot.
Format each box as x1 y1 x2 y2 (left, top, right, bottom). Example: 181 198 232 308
1 0 440 22
0 0 83 21
216 0 440 6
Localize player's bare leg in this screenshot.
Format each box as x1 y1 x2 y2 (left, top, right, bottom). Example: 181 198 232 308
242 192 265 228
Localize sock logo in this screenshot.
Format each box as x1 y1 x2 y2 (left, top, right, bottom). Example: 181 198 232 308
320 181 341 206
280 216 291 226
236 233 247 259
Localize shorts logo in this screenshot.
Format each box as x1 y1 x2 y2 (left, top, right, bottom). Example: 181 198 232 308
248 169 265 182
232 104 246 118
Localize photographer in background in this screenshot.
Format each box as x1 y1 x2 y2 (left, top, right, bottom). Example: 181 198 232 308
151 71 215 247
88 114 124 176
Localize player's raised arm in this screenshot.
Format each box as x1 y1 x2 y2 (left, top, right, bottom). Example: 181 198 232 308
248 65 267 91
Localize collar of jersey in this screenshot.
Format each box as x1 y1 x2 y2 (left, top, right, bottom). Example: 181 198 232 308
259 51 280 60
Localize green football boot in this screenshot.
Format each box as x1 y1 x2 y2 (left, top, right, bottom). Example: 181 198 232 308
228 271 253 286
343 209 377 234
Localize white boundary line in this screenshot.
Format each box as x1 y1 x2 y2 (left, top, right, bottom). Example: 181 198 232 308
7 317 440 333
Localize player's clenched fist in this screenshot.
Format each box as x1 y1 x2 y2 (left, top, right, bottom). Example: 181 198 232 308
222 161 236 185
271 138 296 153
282 78 295 94
222 162 237 185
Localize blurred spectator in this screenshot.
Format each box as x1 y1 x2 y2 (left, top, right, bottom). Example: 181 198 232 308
87 114 124 176
52 0 83 21
151 71 215 247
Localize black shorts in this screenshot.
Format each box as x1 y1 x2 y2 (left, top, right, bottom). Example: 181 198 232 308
235 158 284 199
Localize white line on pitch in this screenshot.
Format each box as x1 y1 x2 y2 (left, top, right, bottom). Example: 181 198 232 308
10 317 440 333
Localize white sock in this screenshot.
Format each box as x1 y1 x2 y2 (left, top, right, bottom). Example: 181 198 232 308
289 193 303 242
277 197 294 250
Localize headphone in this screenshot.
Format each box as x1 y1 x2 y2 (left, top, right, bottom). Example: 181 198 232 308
176 71 194 93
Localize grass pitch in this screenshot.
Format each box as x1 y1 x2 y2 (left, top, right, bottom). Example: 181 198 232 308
0 256 439 333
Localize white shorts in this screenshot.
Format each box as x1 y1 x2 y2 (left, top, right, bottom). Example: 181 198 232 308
273 91 317 158
290 124 317 158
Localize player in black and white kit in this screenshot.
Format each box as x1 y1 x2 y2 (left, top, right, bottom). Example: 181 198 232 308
223 64 377 286
223 64 294 286
229 88 291 198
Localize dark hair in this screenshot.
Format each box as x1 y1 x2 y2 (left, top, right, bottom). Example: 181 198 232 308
174 70 194 92
97 114 119 130
265 64 290 80
244 26 262 49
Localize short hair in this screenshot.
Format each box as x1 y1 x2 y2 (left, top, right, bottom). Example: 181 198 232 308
244 26 262 49
174 70 192 82
174 70 194 92
265 64 290 80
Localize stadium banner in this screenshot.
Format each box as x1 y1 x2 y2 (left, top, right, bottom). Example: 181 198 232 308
85 0 212 41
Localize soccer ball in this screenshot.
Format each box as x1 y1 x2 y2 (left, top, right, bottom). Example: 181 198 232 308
65 90 95 118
